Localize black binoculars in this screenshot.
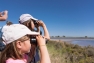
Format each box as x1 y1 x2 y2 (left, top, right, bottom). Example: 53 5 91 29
30 36 37 44
32 20 39 27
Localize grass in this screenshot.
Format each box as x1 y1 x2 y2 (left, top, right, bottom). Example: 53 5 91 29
46 40 94 63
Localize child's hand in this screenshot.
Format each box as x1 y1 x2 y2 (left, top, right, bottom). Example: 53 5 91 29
36 35 45 46
36 20 45 27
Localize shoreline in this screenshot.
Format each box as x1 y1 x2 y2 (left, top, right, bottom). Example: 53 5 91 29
50 38 94 42
50 39 94 47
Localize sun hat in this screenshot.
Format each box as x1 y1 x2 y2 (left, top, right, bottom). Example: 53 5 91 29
19 14 38 23
1 24 39 45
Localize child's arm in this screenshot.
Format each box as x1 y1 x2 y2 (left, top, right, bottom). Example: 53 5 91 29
42 23 50 39
0 10 8 21
36 20 50 40
36 35 51 63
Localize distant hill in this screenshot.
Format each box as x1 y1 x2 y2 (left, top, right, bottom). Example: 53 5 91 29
50 36 94 39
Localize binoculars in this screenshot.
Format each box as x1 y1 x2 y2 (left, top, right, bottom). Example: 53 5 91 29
30 36 37 44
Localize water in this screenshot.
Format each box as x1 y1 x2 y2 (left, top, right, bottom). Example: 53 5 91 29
51 39 94 47
72 40 94 47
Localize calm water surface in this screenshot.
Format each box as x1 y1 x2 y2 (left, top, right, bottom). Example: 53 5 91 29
72 40 94 46
51 39 94 46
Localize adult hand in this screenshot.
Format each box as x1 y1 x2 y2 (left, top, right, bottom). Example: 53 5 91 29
0 10 8 16
3 10 8 15
0 10 8 21
0 12 2 17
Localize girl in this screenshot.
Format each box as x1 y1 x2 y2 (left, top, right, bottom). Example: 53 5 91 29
19 14 50 63
19 14 50 39
0 24 51 63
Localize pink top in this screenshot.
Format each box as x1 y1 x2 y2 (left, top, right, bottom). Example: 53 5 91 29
6 54 28 63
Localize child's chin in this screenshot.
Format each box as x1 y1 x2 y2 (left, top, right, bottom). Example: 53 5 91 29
27 50 30 53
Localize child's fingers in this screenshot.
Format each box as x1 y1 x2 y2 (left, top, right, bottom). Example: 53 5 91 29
36 35 44 39
36 35 39 39
36 35 41 39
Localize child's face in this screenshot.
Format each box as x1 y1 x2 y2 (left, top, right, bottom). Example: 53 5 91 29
19 38 31 53
25 21 35 30
23 39 31 53
31 21 35 29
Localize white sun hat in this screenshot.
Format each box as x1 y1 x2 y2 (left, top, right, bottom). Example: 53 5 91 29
19 14 38 23
1 24 39 45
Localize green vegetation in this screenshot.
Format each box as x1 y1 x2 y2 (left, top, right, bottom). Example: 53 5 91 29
47 40 94 63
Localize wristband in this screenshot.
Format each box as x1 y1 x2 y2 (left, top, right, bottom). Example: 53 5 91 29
39 45 46 47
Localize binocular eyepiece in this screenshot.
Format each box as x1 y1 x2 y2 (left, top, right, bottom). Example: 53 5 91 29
30 36 37 44
32 20 38 27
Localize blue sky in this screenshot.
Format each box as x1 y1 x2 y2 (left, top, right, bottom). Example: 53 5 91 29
0 0 94 37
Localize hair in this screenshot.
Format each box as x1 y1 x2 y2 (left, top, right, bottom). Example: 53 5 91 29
6 20 13 25
22 19 34 30
0 35 30 63
21 19 38 62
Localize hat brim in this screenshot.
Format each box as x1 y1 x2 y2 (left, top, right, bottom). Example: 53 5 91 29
25 29 39 35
